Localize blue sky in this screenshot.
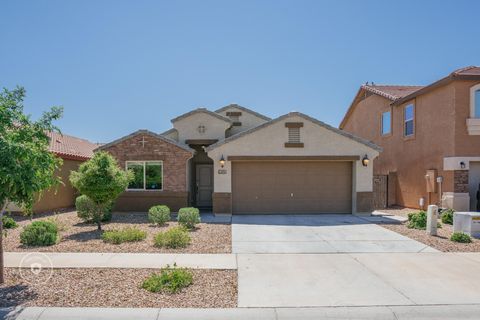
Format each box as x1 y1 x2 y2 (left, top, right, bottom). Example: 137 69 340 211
1 0 479 143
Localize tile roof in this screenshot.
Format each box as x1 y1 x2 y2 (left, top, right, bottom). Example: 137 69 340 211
215 104 272 121
47 131 98 161
361 85 424 101
170 108 232 124
452 65 480 76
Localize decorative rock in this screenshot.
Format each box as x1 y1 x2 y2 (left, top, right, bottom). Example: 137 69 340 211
426 205 438 236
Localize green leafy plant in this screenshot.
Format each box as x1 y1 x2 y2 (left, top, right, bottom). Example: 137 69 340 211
441 209 454 225
20 221 58 246
0 87 63 283
102 227 147 244
407 211 427 229
177 207 201 229
450 232 472 243
141 265 193 293
148 205 171 226
70 152 133 230
2 215 17 229
154 226 191 249
76 195 113 223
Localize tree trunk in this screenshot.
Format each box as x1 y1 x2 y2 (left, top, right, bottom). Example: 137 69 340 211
0 201 7 284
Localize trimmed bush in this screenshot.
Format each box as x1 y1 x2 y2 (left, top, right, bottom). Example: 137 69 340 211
441 209 454 225
2 215 18 229
102 227 147 244
141 266 193 293
154 226 191 249
20 221 58 246
149 205 171 226
76 195 113 223
450 232 472 243
407 211 441 229
177 207 201 229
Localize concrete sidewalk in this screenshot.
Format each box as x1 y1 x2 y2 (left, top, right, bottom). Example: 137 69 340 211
3 305 480 320
4 252 237 270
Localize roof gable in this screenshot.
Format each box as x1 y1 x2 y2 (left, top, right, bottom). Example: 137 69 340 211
215 104 271 121
207 112 381 152
171 108 231 124
96 129 194 153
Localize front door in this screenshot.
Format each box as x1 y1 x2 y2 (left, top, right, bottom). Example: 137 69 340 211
196 164 213 207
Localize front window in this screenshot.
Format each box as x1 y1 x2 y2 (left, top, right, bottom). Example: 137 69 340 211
404 104 414 137
475 89 480 118
381 111 391 135
126 161 163 190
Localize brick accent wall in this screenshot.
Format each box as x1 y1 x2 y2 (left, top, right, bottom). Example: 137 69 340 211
102 132 193 211
453 170 469 193
356 192 373 213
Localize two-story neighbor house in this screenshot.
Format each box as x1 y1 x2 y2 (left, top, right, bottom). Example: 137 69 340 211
340 66 480 211
97 104 381 215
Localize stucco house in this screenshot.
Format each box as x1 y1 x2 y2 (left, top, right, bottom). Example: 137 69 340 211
8 131 99 213
340 66 480 211
98 104 380 215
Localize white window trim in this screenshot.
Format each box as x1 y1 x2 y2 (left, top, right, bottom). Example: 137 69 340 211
381 111 391 136
404 104 414 137
125 160 164 191
467 84 480 135
469 83 480 118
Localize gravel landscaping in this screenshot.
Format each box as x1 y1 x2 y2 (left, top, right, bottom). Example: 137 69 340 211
3 210 231 253
0 268 237 308
376 207 480 252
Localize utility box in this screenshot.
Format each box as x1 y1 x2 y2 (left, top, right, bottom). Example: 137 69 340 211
425 169 437 193
453 212 480 238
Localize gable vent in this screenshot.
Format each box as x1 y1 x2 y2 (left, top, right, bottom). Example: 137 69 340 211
284 122 304 148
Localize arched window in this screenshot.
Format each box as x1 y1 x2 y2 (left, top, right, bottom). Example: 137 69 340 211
475 89 480 118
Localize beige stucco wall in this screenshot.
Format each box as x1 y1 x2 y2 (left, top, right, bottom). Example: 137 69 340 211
207 115 379 194
216 106 269 136
173 112 231 143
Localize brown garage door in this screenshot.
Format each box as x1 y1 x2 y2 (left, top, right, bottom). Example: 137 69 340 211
232 161 352 214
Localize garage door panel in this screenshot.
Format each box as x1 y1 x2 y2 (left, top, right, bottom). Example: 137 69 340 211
232 161 352 214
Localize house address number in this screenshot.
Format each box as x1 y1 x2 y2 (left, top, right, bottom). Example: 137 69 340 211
218 169 227 174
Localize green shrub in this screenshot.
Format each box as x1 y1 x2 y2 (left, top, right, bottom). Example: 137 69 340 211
2 215 18 229
20 221 58 246
141 266 193 293
154 226 191 249
450 232 472 243
76 195 113 223
441 209 454 225
149 205 171 226
102 227 147 244
407 211 427 229
177 207 201 229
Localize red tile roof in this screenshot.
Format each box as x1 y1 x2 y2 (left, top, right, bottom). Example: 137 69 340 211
47 131 98 161
452 65 480 76
361 85 424 101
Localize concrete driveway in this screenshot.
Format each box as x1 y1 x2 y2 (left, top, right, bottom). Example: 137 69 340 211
232 214 435 253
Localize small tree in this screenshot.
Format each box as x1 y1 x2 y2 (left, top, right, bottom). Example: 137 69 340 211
70 152 132 231
0 87 63 284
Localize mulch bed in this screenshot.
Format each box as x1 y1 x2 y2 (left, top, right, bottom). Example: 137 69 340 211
0 268 237 308
377 207 480 252
4 211 231 253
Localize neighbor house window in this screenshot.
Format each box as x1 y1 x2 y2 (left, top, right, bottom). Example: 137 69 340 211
126 161 163 190
475 89 480 118
404 104 414 137
381 111 391 135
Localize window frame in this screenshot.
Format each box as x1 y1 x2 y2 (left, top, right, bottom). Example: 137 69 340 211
125 160 164 191
470 83 480 119
381 110 392 136
403 103 415 138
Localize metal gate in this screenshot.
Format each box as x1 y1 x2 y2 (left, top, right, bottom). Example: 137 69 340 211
373 175 387 209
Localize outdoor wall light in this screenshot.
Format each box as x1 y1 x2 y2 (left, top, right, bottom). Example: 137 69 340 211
460 161 466 169
219 155 226 168
362 155 369 167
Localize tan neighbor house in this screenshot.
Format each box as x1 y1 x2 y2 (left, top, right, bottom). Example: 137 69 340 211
340 66 480 211
8 131 99 213
98 104 381 215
